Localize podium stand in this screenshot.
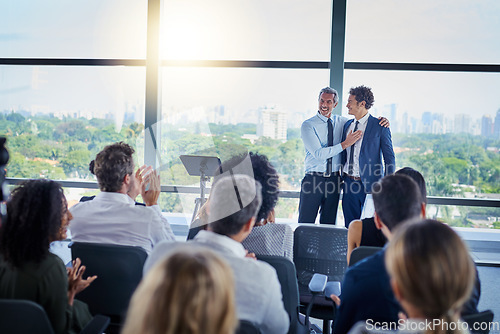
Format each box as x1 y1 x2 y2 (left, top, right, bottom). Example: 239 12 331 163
179 155 221 223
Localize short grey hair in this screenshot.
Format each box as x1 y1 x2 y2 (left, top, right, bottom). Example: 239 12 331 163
208 175 262 237
318 87 339 104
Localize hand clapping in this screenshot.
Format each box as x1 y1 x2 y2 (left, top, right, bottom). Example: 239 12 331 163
67 258 97 306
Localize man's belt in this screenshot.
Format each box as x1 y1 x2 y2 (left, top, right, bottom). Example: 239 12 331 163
343 173 361 181
306 171 340 178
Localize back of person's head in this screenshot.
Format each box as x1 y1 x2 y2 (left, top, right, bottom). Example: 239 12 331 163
123 247 237 334
385 220 475 334
0 179 65 267
209 174 262 237
94 142 135 192
395 167 427 205
217 152 279 222
372 174 422 231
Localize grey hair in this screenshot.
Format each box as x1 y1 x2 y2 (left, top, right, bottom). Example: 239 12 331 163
208 175 262 237
318 87 339 104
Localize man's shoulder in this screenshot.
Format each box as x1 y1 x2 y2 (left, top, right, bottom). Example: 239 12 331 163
367 115 386 130
71 198 154 215
144 240 182 273
345 250 386 281
302 114 320 127
219 251 277 280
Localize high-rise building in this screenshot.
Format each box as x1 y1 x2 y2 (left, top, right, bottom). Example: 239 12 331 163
422 111 432 133
482 115 493 137
431 113 444 134
257 105 287 141
494 109 500 139
454 114 472 134
402 112 409 133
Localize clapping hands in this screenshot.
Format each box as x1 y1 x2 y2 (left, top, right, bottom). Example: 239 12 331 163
67 258 97 306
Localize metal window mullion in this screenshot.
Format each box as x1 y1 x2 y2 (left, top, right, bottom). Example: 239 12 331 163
144 0 162 168
330 0 347 115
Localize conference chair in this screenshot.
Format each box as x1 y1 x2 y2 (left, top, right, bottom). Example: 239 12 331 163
463 310 495 334
258 255 311 334
349 246 383 267
0 299 110 334
236 320 262 334
69 242 147 333
293 224 348 334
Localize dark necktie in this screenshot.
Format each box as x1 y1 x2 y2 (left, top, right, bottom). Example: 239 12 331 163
348 121 360 175
326 118 333 175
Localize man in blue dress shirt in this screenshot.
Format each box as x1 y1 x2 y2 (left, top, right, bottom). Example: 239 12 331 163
299 87 388 225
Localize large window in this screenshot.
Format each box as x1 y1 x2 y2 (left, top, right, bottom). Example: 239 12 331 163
161 0 332 61
345 0 500 64
2 0 499 228
344 0 500 228
0 66 146 180
0 0 147 58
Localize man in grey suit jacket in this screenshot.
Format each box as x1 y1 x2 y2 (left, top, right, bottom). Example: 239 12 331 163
144 174 289 334
341 86 396 227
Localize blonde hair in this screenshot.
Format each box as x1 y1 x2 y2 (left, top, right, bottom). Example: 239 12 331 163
385 220 475 334
122 246 237 334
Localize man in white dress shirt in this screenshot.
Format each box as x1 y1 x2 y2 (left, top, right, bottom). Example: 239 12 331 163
145 174 290 334
69 142 174 254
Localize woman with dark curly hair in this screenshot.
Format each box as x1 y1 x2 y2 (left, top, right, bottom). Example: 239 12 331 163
0 179 96 334
239 152 293 260
188 152 293 259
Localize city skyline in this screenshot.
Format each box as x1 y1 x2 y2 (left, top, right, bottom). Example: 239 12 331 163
3 102 500 140
2 1 500 130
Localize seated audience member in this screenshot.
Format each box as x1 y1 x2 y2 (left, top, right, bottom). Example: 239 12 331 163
228 153 293 260
347 167 427 264
123 247 237 334
79 159 146 206
0 179 96 334
145 174 290 334
189 152 293 260
70 142 174 253
334 174 480 334
333 174 426 334
349 219 475 334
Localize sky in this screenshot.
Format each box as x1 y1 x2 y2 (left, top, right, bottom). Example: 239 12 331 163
1 0 500 126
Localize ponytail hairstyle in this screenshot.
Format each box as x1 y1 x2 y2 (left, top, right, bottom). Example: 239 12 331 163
385 219 475 334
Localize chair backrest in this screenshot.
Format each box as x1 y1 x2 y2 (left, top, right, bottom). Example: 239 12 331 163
293 225 348 287
0 299 55 334
187 225 203 240
463 310 494 334
236 320 261 334
349 246 382 267
258 255 310 334
69 242 148 322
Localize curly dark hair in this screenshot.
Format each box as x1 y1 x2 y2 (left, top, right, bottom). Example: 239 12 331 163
217 152 280 222
94 142 135 192
89 159 95 175
349 85 375 110
0 179 64 267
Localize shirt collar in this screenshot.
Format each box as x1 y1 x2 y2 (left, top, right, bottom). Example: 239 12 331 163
356 112 370 125
194 230 247 257
316 111 333 123
95 192 136 205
